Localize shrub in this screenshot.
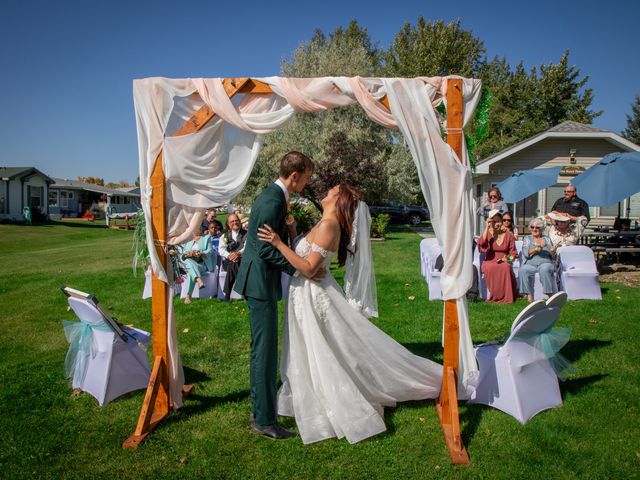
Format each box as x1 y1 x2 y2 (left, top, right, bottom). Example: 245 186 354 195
289 201 320 235
370 213 390 239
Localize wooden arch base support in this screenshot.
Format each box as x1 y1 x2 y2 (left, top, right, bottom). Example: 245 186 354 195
435 303 469 464
123 356 168 448
123 355 194 449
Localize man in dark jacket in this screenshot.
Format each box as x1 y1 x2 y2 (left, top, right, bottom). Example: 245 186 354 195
551 185 590 225
234 151 313 440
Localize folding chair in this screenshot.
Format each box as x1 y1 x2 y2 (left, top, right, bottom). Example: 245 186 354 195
62 287 151 406
420 238 443 301
469 292 572 424
558 246 602 300
180 267 219 299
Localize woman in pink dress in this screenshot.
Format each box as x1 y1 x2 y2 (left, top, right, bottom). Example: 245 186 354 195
477 210 518 303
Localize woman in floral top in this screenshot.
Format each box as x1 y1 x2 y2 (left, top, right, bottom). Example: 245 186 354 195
519 217 556 302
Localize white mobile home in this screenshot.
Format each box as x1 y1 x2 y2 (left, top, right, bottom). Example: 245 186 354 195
0 167 53 221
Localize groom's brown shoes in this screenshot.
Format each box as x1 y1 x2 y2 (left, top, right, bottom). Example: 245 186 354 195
251 422 297 440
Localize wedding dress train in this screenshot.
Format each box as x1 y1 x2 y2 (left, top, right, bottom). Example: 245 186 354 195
277 237 442 444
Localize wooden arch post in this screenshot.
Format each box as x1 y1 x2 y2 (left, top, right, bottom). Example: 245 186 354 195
435 77 470 464
124 77 469 464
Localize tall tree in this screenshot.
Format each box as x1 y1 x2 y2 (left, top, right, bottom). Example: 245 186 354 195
475 52 600 160
622 95 640 145
533 51 600 127
384 18 485 77
236 21 391 208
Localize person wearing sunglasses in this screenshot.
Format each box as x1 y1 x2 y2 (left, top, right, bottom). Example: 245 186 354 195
550 185 590 226
519 217 556 303
478 209 518 303
501 211 518 240
477 187 508 219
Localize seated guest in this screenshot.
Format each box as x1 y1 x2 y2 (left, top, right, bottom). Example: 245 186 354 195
478 210 518 304
477 187 508 219
546 212 580 251
181 232 213 305
501 211 519 240
519 217 556 303
550 184 590 227
219 213 247 301
232 208 250 231
201 208 223 234
203 221 222 272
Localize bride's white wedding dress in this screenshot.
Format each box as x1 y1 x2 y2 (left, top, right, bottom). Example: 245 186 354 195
277 237 443 444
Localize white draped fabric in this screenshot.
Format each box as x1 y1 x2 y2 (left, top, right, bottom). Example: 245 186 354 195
133 76 482 407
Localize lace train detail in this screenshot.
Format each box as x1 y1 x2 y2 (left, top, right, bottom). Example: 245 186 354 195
278 236 442 444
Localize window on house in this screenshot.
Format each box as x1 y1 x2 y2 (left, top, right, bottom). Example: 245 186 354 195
600 202 622 217
629 192 640 219
49 191 58 207
60 191 69 209
545 185 565 212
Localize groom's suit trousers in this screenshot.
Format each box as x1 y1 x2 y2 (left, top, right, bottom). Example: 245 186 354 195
247 296 279 425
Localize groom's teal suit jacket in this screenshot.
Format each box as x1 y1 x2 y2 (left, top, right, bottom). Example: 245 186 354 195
234 183 296 300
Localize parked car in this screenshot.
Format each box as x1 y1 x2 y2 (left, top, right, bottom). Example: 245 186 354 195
369 201 430 225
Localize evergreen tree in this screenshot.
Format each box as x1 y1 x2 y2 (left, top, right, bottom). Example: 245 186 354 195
534 51 600 127
622 95 640 145
384 18 485 77
475 52 600 160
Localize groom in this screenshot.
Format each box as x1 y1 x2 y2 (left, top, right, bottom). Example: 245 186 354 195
234 151 314 440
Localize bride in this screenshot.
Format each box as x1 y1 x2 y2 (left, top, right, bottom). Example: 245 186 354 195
257 183 442 445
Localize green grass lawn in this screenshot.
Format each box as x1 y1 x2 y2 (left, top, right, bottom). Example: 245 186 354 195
0 223 638 479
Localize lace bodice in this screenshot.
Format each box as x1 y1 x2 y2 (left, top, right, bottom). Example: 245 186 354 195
295 237 335 266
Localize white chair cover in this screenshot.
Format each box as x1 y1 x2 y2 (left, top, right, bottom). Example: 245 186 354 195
558 246 602 300
216 263 243 301
181 268 219 299
64 297 151 406
142 268 181 299
469 292 571 424
421 238 443 301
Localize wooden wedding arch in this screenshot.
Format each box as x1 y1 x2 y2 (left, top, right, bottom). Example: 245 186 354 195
123 77 470 464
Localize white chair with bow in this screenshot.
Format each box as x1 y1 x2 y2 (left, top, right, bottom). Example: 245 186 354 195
469 292 575 424
62 287 151 406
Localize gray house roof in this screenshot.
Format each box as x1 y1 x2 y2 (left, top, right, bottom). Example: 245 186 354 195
0 166 54 182
546 121 607 133
475 121 640 174
51 178 140 197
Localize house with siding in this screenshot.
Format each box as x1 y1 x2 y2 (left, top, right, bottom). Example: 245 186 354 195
473 121 640 231
0 167 53 220
49 178 140 220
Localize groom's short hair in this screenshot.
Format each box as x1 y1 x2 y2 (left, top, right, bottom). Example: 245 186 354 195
280 151 313 178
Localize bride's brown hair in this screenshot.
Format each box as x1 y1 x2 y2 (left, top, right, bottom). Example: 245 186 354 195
335 183 363 267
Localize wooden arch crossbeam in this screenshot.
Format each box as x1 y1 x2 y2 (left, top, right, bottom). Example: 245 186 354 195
123 77 469 464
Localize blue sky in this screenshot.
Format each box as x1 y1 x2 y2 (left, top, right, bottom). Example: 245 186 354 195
1 0 638 182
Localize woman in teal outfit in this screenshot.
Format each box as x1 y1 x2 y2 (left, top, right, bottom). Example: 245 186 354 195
181 232 213 304
518 217 556 303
